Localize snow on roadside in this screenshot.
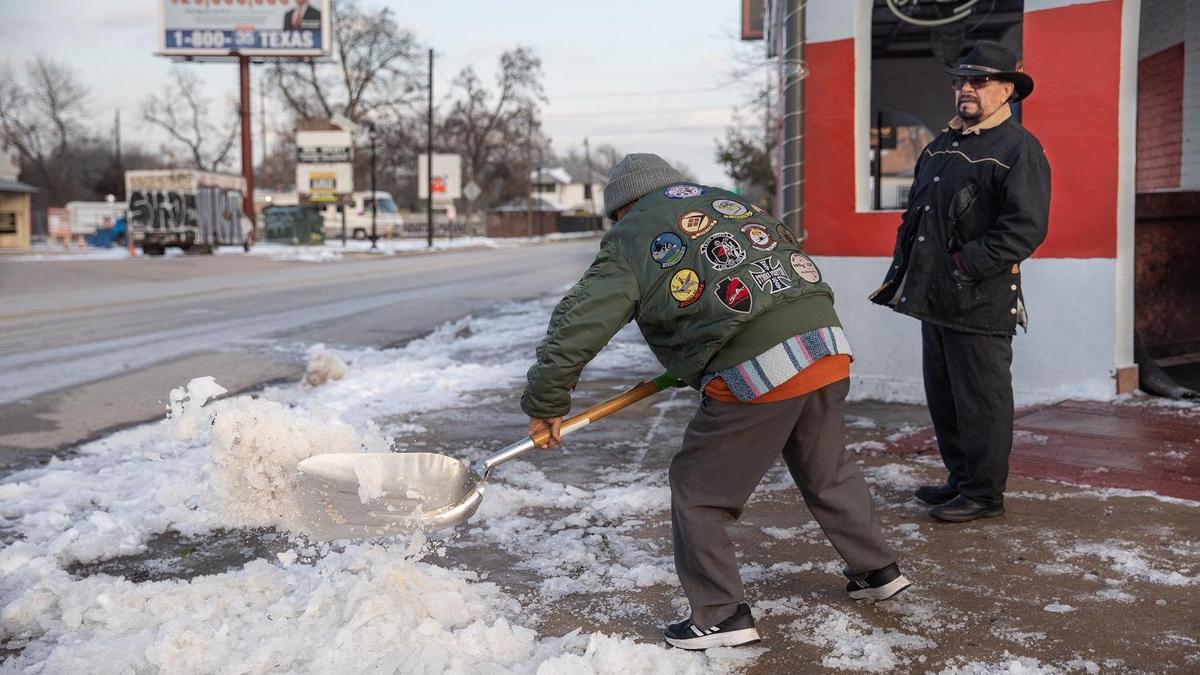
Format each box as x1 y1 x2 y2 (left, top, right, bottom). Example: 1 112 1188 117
0 296 735 673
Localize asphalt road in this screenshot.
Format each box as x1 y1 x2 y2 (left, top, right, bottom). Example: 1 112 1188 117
0 239 599 470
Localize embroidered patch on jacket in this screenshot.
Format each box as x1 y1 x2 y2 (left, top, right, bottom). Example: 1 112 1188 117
702 231 746 271
663 184 706 199
678 210 717 239
712 198 752 219
715 276 753 313
740 223 777 251
776 224 799 247
749 257 792 294
670 268 704 307
790 252 821 283
751 203 767 214
650 232 686 268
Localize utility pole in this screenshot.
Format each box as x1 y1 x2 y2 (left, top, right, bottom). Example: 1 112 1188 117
259 72 269 163
779 0 805 240
427 47 434 248
370 123 378 249
525 108 534 237
238 55 256 241
583 136 596 224
114 110 123 200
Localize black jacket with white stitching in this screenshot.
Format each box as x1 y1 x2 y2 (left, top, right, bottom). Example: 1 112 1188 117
870 112 1051 336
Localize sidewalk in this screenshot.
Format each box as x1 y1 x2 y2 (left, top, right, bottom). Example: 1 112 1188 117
887 398 1200 500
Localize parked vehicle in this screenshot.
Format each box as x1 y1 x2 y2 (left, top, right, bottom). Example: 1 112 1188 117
126 170 253 255
319 191 405 239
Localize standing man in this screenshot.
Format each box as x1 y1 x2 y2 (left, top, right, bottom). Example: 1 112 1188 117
870 42 1051 522
522 154 909 651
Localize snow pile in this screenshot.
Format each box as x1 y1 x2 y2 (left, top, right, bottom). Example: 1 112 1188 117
166 376 227 441
302 344 348 387
0 539 711 674
208 395 384 531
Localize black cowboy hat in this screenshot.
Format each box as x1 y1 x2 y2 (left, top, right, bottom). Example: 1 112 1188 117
943 41 1034 101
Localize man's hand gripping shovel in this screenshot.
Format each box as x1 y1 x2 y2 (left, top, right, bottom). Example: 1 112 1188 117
294 372 686 540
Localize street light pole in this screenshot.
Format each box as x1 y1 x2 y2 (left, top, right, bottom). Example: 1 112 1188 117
427 47 434 249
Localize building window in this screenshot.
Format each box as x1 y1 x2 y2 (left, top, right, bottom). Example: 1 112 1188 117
869 0 1024 210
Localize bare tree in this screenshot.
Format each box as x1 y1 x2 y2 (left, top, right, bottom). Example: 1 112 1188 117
0 57 90 205
141 67 238 172
715 82 776 207
269 0 422 124
439 47 548 206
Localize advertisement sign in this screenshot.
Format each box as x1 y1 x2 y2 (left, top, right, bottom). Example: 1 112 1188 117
418 153 463 201
296 126 353 204
297 165 353 203
158 0 333 57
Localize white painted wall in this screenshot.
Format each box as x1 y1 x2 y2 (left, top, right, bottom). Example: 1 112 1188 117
1139 0 1185 58
816 256 1120 404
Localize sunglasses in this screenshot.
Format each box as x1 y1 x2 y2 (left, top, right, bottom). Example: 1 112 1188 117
951 76 994 91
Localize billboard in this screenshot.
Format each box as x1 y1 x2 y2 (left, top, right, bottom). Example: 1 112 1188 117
158 0 333 57
418 154 463 201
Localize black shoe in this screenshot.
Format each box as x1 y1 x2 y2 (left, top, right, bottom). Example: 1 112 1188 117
663 603 761 650
846 563 912 601
929 495 1005 522
914 483 958 505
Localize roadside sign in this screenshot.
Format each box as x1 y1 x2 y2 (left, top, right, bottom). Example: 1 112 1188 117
463 181 481 202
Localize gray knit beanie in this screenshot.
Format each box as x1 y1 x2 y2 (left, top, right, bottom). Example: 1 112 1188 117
603 153 687 220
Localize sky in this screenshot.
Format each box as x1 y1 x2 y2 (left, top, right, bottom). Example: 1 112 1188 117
0 0 771 186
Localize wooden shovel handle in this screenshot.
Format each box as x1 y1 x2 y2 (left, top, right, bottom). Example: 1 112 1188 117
529 372 683 446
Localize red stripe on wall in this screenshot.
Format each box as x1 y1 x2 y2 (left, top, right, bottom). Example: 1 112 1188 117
1022 0 1122 258
802 1 1124 259
803 39 898 257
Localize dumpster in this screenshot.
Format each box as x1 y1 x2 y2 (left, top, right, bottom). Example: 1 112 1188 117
264 205 325 245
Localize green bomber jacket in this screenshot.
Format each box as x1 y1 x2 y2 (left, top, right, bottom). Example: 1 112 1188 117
520 183 842 419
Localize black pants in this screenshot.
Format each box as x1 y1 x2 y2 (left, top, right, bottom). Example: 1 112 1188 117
921 322 1014 506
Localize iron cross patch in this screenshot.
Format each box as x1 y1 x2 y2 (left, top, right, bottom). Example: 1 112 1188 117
749 256 792 294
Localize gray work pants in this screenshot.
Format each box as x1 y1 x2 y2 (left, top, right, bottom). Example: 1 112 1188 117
669 377 897 629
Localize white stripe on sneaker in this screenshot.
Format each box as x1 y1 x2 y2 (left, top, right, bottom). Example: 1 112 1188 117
665 627 761 651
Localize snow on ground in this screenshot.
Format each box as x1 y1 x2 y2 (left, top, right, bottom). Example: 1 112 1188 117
6 233 599 264
0 297 735 673
2 291 1198 672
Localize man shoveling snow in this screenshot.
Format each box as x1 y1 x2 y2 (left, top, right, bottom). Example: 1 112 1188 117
521 153 911 650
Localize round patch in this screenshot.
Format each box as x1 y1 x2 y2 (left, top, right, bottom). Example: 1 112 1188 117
712 198 752 220
670 268 704 307
750 203 767 215
678 210 717 240
776 224 798 247
650 232 686 268
740 223 777 251
663 183 706 200
703 232 747 271
714 276 753 313
790 252 821 283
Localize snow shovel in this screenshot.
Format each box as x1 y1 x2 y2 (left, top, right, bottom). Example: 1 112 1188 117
295 372 684 540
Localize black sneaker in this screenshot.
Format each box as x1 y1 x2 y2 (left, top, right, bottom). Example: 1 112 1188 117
846 563 912 601
914 483 958 505
663 603 761 650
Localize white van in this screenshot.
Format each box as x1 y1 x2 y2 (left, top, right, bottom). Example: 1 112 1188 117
320 191 405 239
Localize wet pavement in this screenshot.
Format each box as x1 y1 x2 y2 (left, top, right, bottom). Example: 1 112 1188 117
59 375 1200 672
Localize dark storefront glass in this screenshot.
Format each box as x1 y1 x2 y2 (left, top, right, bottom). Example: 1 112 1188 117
870 0 1024 210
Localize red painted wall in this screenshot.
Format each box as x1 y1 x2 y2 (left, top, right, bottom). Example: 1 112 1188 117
1136 44 1184 192
803 0 1125 259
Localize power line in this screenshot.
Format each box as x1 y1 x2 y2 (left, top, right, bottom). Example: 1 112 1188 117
549 86 722 100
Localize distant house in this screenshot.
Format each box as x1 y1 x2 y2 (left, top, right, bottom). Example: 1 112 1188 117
527 166 606 216
0 141 38 250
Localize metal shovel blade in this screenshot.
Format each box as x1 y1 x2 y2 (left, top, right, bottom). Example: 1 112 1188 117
295 452 484 540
